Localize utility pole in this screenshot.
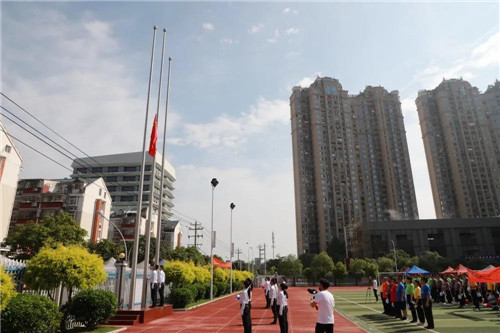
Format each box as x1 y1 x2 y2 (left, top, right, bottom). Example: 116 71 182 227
258 244 266 275
235 249 243 270
188 221 203 248
271 232 275 259
263 243 267 274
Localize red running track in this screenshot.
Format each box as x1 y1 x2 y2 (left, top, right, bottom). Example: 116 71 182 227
125 287 366 332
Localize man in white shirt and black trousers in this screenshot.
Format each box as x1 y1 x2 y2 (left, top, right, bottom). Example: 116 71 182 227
269 277 278 324
264 277 271 308
158 265 165 306
150 265 158 307
310 278 335 333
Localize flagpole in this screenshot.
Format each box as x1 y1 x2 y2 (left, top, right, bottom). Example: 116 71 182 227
129 25 157 310
155 55 172 264
141 27 166 308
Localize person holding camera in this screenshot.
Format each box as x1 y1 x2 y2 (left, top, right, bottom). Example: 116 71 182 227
310 278 335 333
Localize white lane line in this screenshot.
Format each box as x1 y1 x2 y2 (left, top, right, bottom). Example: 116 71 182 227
334 294 441 333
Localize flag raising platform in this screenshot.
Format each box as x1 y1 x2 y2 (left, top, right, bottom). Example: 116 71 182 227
107 305 173 326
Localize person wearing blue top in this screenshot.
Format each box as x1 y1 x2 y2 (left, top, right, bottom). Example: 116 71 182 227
396 276 407 320
421 277 434 329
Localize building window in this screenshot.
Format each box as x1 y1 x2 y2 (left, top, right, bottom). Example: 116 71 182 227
124 166 139 172
123 176 137 182
107 166 119 172
4 145 12 153
99 188 102 196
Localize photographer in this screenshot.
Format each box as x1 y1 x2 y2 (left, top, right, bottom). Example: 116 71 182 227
310 278 335 333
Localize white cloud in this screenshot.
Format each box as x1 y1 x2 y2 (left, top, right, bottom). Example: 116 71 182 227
283 8 298 15
2 9 150 179
169 97 289 148
219 38 233 46
174 162 296 258
248 24 264 33
285 27 299 35
295 73 322 87
266 38 277 44
202 22 215 31
411 31 499 89
266 30 281 44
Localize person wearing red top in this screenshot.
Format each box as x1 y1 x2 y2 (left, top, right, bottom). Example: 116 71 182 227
391 279 400 318
386 277 394 316
380 277 389 315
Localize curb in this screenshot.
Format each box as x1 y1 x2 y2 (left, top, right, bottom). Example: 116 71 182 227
173 292 239 311
105 328 127 333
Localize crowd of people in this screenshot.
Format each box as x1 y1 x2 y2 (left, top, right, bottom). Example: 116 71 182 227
376 273 500 330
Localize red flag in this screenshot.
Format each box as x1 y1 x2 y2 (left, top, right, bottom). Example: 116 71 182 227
148 114 158 157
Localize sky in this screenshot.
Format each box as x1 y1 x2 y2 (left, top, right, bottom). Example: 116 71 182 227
1 1 499 261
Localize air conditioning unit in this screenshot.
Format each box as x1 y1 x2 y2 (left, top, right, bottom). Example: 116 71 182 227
31 202 37 207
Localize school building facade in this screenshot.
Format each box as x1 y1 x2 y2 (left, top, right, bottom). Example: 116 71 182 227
361 217 500 260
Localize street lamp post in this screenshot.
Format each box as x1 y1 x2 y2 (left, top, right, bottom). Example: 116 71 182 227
250 247 254 275
391 240 398 272
246 242 250 271
209 178 219 299
229 203 235 293
98 210 128 263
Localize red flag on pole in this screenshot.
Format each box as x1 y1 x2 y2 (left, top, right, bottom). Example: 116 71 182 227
148 114 158 157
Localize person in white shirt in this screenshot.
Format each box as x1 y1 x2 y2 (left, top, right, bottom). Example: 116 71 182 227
269 278 278 324
310 278 335 333
239 279 252 333
150 265 158 307
158 265 166 306
370 276 379 302
264 277 271 308
277 283 289 333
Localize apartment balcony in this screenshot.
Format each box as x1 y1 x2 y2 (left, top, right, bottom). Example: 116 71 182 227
22 187 42 194
18 202 40 209
41 202 64 209
16 217 39 224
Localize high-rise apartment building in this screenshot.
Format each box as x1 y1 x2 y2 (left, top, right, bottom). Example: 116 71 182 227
71 152 175 225
291 77 418 254
9 178 111 243
416 78 500 219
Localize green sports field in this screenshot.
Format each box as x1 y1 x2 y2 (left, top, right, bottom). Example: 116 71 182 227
332 289 500 333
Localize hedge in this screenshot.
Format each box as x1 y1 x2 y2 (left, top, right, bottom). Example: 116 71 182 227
69 289 118 330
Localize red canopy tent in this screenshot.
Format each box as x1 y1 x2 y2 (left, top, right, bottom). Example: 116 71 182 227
467 267 500 283
452 264 468 274
212 256 231 269
439 266 454 275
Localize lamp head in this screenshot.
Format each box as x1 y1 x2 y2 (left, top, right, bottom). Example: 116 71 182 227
119 252 125 260
211 178 219 188
230 203 235 210
97 210 104 217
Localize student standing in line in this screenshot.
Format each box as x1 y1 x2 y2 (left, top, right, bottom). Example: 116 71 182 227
239 279 252 333
470 280 481 311
380 277 389 315
413 280 425 326
456 278 465 308
370 276 379 302
264 277 271 308
386 277 394 317
149 265 158 308
158 265 165 306
396 276 407 320
269 278 278 324
245 278 253 310
310 278 335 333
390 277 399 318
277 283 289 333
421 277 434 329
406 276 416 323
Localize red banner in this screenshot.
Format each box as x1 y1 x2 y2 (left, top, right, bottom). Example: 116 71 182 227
148 114 158 157
467 267 500 283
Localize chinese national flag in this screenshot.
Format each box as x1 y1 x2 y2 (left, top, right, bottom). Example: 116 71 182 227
148 114 158 157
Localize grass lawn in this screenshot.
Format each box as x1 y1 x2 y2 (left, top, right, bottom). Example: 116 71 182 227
332 289 500 333
66 327 121 332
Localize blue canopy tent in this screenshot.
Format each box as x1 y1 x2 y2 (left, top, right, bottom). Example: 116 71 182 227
405 265 430 275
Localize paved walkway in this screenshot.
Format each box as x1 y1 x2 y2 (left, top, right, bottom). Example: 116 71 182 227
126 286 367 332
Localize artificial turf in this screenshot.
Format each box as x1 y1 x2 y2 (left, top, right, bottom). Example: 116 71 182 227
332 289 500 333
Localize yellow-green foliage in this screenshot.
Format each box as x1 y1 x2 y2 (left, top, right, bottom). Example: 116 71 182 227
164 260 195 286
213 266 229 282
1 266 16 310
189 262 210 284
24 244 106 291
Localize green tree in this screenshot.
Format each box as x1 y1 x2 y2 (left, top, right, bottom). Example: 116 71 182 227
377 257 395 272
302 267 314 283
332 261 348 285
326 237 346 263
298 253 315 269
277 255 303 286
417 251 445 273
349 258 367 285
5 212 87 258
24 244 106 301
87 239 123 261
1 266 16 310
364 258 379 278
310 252 334 281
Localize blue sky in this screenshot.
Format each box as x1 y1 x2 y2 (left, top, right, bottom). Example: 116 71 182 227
2 1 499 259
